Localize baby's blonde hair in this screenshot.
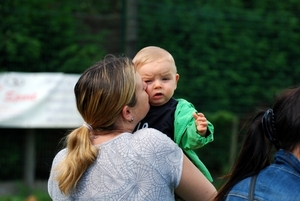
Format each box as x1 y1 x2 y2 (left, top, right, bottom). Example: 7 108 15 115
133 46 177 71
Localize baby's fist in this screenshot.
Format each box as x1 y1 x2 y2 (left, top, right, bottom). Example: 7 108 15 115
193 112 208 137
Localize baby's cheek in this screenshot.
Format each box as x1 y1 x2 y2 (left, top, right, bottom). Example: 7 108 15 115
146 87 152 94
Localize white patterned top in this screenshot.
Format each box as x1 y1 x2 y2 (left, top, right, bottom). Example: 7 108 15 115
48 128 183 201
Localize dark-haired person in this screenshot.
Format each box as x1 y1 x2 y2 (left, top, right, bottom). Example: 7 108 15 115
214 87 300 201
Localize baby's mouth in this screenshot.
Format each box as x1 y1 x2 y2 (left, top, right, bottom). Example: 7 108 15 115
153 93 163 98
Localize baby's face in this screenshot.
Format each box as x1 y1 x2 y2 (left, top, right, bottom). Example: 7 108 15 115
137 59 179 106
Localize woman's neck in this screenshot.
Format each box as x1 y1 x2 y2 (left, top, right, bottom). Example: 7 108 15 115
91 132 119 144
90 129 131 145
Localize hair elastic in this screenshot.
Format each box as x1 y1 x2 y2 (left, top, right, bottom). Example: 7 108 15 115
83 122 93 131
261 109 279 149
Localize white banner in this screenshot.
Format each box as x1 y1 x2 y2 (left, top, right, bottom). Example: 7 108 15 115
0 72 83 128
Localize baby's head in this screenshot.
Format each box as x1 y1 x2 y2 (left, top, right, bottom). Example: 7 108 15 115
133 46 179 106
133 46 176 71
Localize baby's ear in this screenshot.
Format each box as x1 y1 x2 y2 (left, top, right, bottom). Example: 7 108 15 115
176 73 180 82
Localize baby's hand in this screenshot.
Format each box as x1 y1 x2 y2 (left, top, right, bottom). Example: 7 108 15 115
193 112 208 137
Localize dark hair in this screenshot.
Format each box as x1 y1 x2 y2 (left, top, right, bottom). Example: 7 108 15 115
215 86 300 200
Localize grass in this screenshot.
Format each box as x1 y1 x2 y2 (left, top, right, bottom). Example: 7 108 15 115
0 189 51 201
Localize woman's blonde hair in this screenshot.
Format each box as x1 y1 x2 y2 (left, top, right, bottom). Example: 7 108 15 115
55 55 137 195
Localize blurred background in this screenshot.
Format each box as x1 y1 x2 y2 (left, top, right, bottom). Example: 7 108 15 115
1 0 300 200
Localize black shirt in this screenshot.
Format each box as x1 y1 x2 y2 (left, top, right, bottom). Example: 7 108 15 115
134 98 178 140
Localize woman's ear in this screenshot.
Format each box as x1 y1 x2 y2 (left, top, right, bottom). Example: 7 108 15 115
122 105 133 122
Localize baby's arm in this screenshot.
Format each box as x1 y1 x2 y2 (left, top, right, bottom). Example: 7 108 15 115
179 112 214 150
174 99 214 150
193 112 209 137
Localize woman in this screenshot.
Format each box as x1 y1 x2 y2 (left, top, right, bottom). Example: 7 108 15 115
48 55 216 201
215 87 300 201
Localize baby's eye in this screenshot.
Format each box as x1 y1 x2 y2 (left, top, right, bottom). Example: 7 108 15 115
144 80 152 83
162 77 170 81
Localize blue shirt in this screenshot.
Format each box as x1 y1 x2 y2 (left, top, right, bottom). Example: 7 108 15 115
224 149 300 201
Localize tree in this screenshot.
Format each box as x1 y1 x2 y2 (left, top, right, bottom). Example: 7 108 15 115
0 0 106 73
136 0 300 181
137 0 300 114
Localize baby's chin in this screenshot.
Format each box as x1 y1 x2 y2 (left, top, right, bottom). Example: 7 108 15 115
149 100 167 107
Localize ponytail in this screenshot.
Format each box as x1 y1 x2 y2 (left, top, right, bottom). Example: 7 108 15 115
215 86 300 201
55 126 98 195
215 111 272 200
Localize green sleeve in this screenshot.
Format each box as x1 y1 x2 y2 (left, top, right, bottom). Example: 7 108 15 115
180 119 214 150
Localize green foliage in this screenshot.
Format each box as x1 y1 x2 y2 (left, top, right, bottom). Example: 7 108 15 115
72 0 122 14
0 187 51 201
0 130 23 180
0 0 106 73
196 111 237 177
137 0 300 115
2 0 300 190
136 0 300 185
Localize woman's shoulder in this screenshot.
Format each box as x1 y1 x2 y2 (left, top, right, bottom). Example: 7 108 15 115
131 128 183 172
52 148 67 165
133 128 174 142
132 128 181 151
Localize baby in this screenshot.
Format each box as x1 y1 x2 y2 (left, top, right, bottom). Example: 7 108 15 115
133 46 214 182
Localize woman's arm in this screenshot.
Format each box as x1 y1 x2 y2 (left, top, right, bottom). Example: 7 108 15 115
175 155 217 201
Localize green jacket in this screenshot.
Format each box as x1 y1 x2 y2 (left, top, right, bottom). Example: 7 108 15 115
174 99 214 182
